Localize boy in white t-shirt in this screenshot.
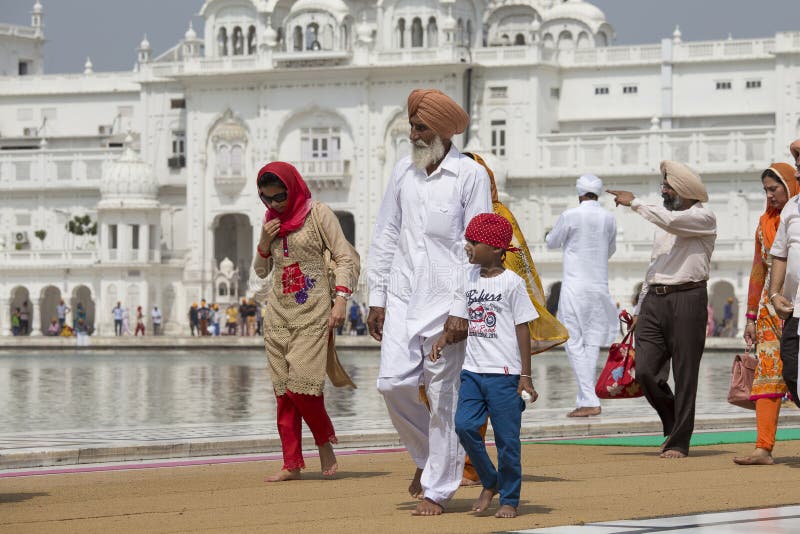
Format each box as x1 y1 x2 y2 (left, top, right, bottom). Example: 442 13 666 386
430 212 538 519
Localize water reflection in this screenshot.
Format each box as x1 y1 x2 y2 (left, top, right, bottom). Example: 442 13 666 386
0 350 736 433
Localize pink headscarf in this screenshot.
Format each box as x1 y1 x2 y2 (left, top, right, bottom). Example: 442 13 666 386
257 161 312 238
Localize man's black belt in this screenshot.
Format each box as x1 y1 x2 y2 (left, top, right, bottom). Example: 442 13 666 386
650 280 707 296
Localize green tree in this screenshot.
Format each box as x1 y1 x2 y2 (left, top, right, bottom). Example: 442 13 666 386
65 215 97 237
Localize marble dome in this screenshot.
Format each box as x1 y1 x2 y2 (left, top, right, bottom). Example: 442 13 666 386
99 135 159 206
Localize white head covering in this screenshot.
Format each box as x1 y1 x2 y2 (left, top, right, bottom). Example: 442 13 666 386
576 174 603 196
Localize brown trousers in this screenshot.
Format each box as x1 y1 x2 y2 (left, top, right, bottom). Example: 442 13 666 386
635 286 707 455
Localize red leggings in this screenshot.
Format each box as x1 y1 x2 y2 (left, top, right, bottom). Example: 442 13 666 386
276 390 337 471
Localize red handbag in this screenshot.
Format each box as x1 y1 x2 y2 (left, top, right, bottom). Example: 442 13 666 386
595 310 644 399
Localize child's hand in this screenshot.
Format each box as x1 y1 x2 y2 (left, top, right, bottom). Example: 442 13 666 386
429 335 447 361
518 376 537 403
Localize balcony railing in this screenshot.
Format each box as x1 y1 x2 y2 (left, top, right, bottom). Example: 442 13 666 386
295 159 351 189
0 249 98 268
532 126 774 178
559 44 663 67
0 148 122 190
673 38 775 62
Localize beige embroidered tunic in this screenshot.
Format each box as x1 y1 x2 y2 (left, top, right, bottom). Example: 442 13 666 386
260 201 359 396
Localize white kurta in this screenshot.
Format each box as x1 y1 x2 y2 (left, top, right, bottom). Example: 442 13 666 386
546 200 618 408
368 145 492 505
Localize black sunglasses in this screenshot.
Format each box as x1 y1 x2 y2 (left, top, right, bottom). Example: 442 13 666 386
260 191 288 204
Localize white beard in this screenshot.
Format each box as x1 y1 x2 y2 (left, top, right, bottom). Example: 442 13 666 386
411 136 446 170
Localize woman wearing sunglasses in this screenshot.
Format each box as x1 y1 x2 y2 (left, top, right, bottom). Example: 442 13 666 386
253 161 360 482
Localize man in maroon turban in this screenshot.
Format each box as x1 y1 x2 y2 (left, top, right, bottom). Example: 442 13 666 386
367 89 492 515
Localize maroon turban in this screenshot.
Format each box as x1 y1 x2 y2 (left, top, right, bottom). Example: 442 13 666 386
407 89 469 140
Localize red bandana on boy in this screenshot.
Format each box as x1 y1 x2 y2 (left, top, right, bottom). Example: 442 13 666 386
465 212 519 252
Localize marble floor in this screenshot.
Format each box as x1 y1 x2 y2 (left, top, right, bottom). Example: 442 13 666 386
515 505 800 533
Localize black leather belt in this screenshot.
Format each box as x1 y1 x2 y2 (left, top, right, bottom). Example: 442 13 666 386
650 280 707 296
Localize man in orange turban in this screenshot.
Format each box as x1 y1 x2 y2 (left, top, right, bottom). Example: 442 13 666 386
368 88 491 516
406 89 470 175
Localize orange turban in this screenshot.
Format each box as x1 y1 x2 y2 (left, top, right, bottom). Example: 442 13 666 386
790 139 800 160
407 89 469 140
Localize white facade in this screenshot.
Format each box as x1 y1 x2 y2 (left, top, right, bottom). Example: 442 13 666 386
1 0 798 335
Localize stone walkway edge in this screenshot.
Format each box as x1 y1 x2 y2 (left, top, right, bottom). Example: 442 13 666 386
3 413 799 470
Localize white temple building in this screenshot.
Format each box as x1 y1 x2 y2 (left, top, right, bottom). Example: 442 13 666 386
1 0 798 335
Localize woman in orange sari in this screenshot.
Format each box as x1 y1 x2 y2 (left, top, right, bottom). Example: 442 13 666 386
734 163 799 465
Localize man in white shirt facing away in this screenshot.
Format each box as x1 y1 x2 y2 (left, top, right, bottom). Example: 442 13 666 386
367 88 492 516
608 160 716 459
546 174 618 418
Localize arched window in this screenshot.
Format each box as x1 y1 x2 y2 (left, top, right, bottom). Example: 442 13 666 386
577 31 590 49
501 34 510 46
231 145 243 176
306 23 319 50
293 25 303 51
514 33 525 45
247 26 256 54
426 17 438 47
217 145 231 176
232 26 244 55
340 23 349 50
558 30 574 50
218 27 228 56
321 24 334 49
411 18 423 47
466 20 473 47
543 33 554 48
597 32 608 47
457 18 464 45
396 18 406 48
218 283 228 297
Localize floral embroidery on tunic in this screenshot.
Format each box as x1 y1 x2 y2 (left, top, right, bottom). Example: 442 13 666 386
281 262 316 304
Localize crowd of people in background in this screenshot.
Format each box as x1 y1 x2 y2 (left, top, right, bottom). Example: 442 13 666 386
8 297 369 338
11 299 90 339
183 298 369 337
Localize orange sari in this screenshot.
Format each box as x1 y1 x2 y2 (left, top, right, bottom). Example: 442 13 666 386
747 163 798 399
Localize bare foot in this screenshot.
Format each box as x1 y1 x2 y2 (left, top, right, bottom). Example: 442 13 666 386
472 487 498 512
318 442 338 476
659 437 669 452
660 449 687 459
411 498 443 516
265 468 301 482
460 476 481 487
733 448 774 465
409 468 424 499
495 504 518 518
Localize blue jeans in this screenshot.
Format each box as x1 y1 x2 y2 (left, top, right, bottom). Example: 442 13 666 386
455 370 524 508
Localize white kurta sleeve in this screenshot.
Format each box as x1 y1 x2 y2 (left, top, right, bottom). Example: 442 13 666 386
545 213 568 250
630 199 716 237
607 215 617 259
462 166 493 226
367 165 403 308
